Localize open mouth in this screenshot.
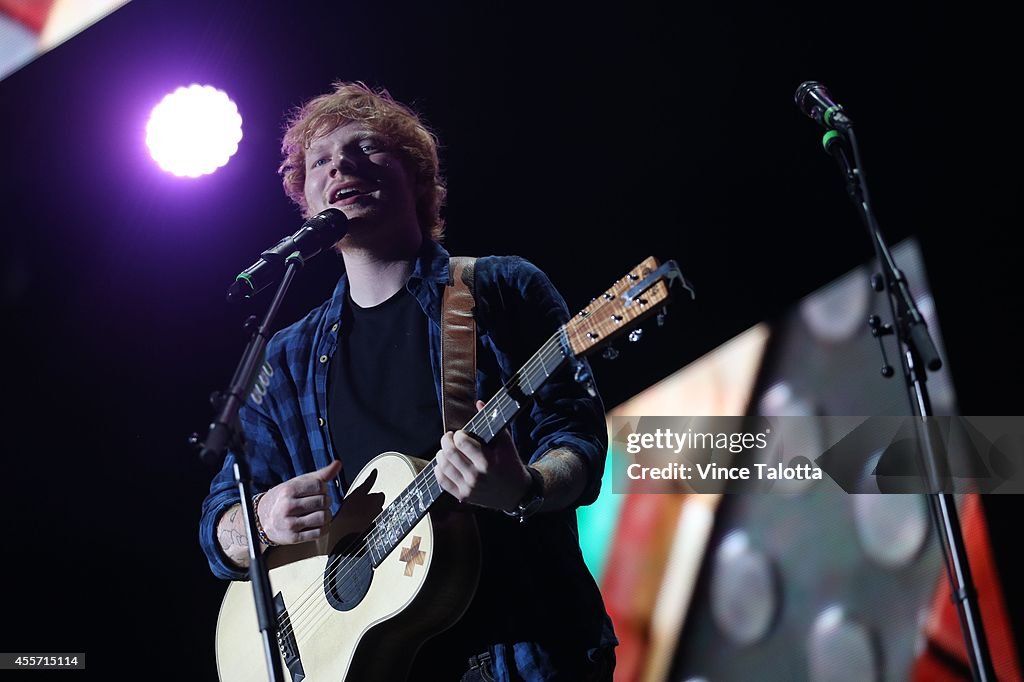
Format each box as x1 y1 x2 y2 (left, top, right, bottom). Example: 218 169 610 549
330 186 373 204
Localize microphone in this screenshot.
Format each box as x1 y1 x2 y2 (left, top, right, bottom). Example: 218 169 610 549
226 208 348 303
794 81 853 133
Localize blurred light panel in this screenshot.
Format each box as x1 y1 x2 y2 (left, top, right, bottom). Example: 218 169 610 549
145 84 243 177
1 0 131 81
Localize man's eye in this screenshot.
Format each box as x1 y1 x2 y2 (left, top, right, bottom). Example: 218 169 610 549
311 157 329 168
360 141 380 153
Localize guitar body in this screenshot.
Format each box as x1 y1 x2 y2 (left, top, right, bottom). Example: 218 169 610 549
215 452 481 682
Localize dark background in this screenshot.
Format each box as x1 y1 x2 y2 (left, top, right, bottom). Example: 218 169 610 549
0 0 1017 677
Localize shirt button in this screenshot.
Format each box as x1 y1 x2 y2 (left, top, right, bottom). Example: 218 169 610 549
331 323 339 333
319 355 328 364
318 417 325 427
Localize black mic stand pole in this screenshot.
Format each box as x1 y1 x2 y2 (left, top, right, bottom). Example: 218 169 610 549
821 129 996 682
195 256 307 682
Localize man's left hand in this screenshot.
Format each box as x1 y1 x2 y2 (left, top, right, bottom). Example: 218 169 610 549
434 400 531 511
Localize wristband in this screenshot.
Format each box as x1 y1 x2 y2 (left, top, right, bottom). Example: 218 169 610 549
252 492 277 547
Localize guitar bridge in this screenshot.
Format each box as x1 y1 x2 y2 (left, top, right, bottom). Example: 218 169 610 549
274 592 306 682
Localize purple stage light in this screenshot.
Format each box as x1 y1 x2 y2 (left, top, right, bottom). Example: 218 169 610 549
145 84 243 178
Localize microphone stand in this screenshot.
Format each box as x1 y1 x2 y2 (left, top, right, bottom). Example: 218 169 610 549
821 129 996 682
196 257 307 682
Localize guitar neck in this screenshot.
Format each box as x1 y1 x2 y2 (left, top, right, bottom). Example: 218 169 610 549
363 255 684 566
366 328 570 566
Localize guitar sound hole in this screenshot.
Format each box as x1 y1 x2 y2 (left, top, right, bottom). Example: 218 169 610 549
323 534 373 612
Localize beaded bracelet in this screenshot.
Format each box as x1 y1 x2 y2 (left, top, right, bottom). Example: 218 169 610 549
252 492 277 547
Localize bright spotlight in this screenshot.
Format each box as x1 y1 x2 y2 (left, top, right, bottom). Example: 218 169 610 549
146 84 243 178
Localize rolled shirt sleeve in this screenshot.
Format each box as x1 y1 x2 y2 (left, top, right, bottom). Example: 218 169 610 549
477 256 609 507
198 362 295 581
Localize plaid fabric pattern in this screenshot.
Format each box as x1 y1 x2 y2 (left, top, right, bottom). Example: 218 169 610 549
200 239 607 579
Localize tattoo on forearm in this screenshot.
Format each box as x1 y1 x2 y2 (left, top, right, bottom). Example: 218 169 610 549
218 527 247 549
217 504 250 562
533 447 588 508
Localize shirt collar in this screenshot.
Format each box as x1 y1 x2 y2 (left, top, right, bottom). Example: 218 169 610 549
324 239 451 324
408 238 451 287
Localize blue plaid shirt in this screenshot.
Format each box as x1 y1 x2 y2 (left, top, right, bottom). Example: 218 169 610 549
200 239 617 680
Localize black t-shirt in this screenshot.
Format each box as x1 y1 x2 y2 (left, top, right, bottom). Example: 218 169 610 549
328 287 444 491
328 287 488 676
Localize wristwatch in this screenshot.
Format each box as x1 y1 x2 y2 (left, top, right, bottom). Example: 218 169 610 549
505 466 545 523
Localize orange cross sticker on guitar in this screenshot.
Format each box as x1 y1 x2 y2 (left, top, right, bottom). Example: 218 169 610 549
399 536 426 576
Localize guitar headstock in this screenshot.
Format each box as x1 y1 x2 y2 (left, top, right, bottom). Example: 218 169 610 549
564 256 689 358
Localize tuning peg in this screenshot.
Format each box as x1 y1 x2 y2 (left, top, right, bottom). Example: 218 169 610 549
628 329 643 343
602 346 620 361
657 306 668 327
209 390 226 409
871 273 885 292
187 432 202 451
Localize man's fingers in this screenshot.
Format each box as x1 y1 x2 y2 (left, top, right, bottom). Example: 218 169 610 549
435 459 468 501
290 510 328 533
440 431 472 470
290 476 324 497
453 430 488 472
285 494 326 516
442 434 484 482
293 527 327 543
290 460 341 496
437 454 469 487
435 468 456 499
453 429 482 452
315 459 343 482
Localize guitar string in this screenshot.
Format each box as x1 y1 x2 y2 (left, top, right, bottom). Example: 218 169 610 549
277 283 648 646
278 335 569 644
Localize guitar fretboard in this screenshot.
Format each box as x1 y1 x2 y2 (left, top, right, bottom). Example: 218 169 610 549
365 328 569 566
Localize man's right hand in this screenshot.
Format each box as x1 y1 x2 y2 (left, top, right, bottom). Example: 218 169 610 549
257 460 343 546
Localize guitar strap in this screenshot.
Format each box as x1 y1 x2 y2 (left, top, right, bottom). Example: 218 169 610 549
440 256 478 432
